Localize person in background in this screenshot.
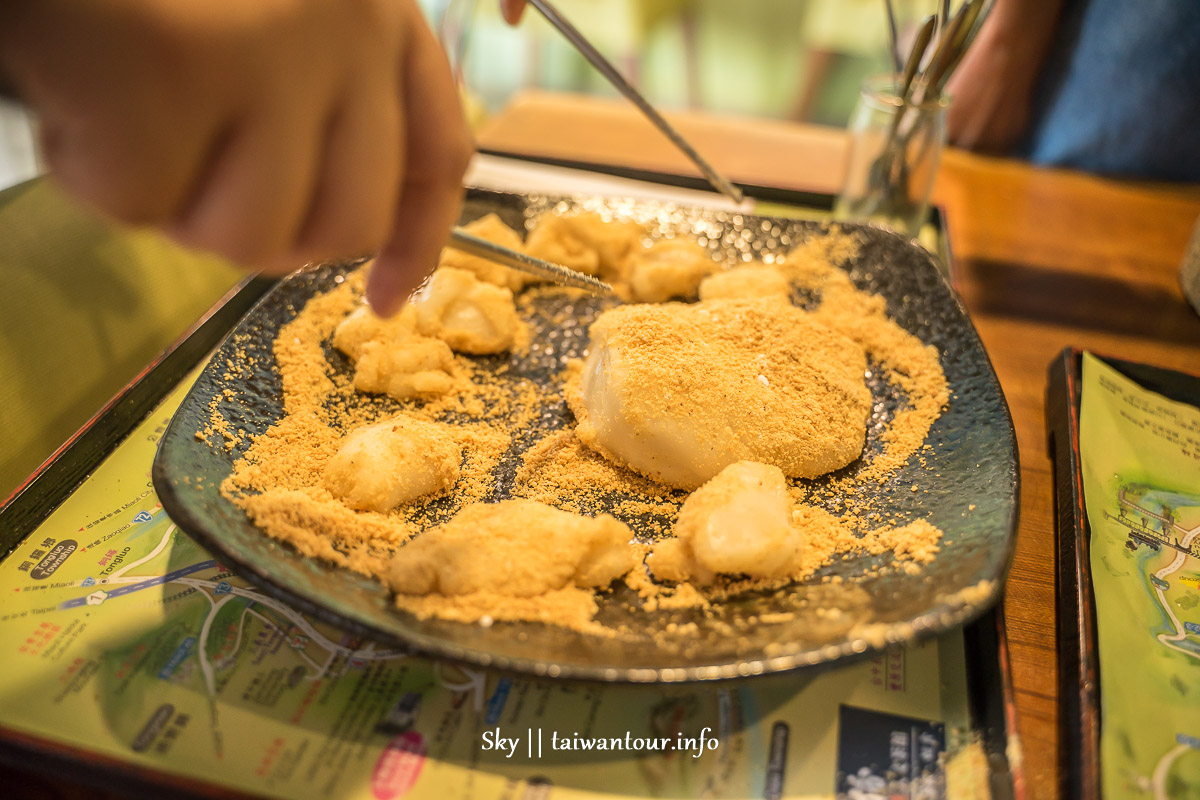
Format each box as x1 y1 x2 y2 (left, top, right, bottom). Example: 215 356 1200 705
947 0 1200 182
0 0 473 317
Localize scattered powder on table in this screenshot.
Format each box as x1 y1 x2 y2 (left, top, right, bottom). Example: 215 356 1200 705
213 224 953 637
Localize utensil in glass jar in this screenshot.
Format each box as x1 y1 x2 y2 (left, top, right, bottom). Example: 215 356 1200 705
834 76 949 238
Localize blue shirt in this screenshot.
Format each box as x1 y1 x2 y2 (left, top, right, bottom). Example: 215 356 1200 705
1020 0 1200 182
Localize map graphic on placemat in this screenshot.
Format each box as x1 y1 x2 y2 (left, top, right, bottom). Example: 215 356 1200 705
11 509 408 760
0 375 981 798
1080 354 1200 799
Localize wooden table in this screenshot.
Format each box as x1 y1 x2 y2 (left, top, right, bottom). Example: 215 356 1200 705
478 90 1200 800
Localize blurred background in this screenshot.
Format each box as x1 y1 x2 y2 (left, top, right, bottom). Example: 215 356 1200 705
442 0 931 126
0 0 937 192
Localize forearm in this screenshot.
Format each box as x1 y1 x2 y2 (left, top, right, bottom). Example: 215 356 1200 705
945 0 1067 151
977 0 1066 91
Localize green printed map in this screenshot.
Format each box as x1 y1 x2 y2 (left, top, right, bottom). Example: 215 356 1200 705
0 377 978 798
0 381 430 797
1080 354 1200 798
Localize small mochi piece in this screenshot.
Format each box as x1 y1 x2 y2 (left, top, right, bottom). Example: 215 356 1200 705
388 500 634 597
333 302 417 360
648 461 800 585
332 301 457 401
353 336 457 400
626 238 717 303
698 263 791 301
437 213 528 290
645 537 714 586
412 267 520 354
324 417 461 512
525 212 644 279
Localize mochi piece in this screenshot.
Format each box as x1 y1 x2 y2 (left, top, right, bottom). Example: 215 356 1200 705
388 500 635 597
648 461 800 585
626 238 717 303
324 417 461 512
333 302 417 360
333 301 458 401
353 336 458 400
698 263 791 301
413 267 520 354
567 299 870 489
525 212 644 279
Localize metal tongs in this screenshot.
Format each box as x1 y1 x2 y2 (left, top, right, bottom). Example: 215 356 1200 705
449 0 746 296
447 227 614 295
527 0 744 206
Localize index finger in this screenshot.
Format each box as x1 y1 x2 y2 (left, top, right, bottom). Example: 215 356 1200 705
500 0 526 25
366 4 473 317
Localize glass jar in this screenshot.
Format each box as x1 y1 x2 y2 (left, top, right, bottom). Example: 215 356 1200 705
834 75 949 238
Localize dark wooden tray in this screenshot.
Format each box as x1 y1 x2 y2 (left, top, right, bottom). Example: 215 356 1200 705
1045 347 1200 800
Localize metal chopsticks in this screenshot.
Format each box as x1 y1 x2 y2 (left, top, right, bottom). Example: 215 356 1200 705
447 227 615 295
525 0 745 206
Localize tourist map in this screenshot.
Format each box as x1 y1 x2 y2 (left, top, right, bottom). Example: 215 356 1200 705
1080 354 1200 798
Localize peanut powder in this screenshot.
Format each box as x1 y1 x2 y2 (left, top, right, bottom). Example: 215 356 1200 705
215 219 951 639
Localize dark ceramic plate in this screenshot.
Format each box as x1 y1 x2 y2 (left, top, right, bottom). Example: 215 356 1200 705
153 189 1018 682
